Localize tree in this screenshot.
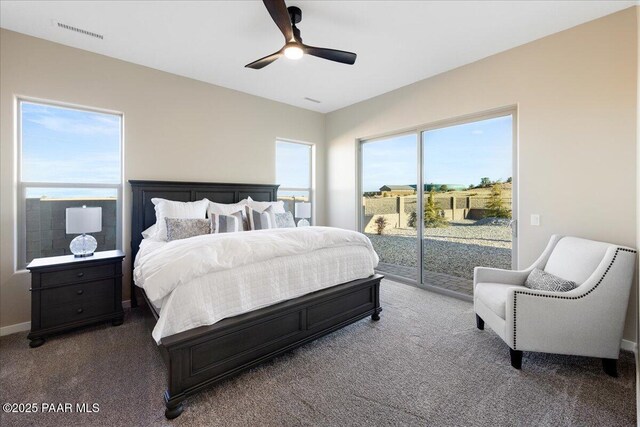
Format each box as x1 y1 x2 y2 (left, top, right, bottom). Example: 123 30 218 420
480 177 491 188
506 177 512 183
439 184 449 193
424 190 449 228
484 184 511 219
468 184 475 190
374 216 388 235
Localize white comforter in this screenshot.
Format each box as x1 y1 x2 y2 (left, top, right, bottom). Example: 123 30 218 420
134 226 379 343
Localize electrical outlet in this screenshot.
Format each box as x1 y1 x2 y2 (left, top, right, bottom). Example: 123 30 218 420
530 214 540 226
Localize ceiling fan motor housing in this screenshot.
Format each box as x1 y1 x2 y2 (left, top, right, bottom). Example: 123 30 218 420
287 6 302 24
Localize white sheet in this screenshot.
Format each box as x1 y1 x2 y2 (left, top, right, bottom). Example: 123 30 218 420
133 227 379 343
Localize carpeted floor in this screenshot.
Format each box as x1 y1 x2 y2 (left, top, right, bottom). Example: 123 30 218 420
0 279 636 426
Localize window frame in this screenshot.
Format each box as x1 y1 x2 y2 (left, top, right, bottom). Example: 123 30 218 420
275 138 315 225
16 97 124 270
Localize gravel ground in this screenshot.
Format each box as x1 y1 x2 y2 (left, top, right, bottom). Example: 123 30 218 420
367 220 512 280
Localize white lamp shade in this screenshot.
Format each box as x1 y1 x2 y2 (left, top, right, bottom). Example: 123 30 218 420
295 202 311 219
66 207 102 234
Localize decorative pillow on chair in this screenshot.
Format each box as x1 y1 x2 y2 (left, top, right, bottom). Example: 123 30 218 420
524 268 577 292
211 212 243 233
275 212 296 228
165 218 211 241
245 205 275 230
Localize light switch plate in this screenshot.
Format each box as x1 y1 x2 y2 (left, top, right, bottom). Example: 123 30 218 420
531 214 540 226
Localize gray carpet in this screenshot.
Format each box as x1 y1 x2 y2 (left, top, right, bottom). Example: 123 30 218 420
0 280 635 426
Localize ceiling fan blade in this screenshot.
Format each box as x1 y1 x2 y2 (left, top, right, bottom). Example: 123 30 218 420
245 50 283 69
303 45 357 65
263 0 294 42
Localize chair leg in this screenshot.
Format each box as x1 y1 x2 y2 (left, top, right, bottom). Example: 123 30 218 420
510 349 523 369
475 314 484 330
602 358 617 377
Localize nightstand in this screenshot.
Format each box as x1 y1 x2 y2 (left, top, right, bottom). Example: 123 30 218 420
26 250 125 348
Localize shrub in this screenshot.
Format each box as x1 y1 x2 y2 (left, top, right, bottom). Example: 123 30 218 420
374 216 388 235
406 191 449 228
484 184 511 219
439 184 449 193
424 190 449 228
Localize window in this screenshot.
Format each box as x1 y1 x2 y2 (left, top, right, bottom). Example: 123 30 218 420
275 140 314 225
18 100 123 267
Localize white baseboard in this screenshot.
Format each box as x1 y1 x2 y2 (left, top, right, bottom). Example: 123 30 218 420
1 299 132 337
0 321 31 337
621 339 638 354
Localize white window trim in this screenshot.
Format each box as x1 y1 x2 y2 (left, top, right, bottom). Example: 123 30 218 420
16 97 124 271
276 138 315 225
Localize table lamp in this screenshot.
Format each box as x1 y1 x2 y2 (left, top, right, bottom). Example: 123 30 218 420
294 202 311 227
66 206 102 257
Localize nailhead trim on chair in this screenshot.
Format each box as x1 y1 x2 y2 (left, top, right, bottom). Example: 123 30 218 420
512 247 636 350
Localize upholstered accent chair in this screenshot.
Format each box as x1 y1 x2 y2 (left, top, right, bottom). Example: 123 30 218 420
474 235 636 376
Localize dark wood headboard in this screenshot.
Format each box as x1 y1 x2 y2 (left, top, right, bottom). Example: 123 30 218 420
129 180 279 306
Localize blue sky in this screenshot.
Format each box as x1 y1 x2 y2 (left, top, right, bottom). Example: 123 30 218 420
21 102 121 198
276 141 311 189
362 115 512 191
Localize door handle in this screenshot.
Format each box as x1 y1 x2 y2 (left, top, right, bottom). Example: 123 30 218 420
509 219 517 238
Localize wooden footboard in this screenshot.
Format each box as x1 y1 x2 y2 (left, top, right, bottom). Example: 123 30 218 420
141 274 383 419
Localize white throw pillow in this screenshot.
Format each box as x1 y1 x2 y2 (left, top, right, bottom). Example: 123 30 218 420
247 196 286 214
151 198 209 241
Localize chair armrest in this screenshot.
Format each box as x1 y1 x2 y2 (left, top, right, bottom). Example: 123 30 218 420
473 266 529 287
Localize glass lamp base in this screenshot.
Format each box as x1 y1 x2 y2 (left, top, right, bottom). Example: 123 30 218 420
297 219 310 227
70 234 97 257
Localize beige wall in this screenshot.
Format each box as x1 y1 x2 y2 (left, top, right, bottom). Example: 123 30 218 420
325 8 638 341
0 29 325 329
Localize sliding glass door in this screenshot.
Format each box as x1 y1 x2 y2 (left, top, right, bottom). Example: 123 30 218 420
422 115 514 296
359 111 516 297
360 133 418 281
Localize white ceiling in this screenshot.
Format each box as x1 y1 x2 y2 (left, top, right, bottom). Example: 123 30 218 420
1 1 636 113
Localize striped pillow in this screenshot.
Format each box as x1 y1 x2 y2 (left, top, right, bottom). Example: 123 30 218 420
245 205 275 230
211 211 243 233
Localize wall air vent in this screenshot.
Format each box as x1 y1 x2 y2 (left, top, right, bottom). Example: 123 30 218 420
304 97 321 104
56 22 103 40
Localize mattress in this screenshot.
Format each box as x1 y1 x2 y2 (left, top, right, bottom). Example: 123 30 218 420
134 228 378 343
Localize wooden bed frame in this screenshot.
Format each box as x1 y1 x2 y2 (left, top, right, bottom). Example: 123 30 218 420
130 180 383 419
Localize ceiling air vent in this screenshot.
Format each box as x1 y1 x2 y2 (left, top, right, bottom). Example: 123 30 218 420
304 97 321 104
56 22 103 40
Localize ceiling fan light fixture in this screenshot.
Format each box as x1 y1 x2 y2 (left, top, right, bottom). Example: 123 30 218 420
284 45 303 60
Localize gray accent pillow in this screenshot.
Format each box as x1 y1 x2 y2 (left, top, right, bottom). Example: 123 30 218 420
211 212 243 233
275 212 296 228
525 268 577 292
165 218 211 241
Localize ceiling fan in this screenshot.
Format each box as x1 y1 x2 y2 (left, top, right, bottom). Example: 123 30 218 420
245 0 357 69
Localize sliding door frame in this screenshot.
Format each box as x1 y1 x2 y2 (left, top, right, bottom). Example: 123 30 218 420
357 105 518 301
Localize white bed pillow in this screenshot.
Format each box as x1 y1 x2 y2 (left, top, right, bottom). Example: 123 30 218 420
247 196 286 214
141 224 158 239
151 198 209 241
207 199 248 216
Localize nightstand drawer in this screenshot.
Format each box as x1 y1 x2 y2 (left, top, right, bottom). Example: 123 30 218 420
40 263 116 287
40 298 115 329
40 280 115 307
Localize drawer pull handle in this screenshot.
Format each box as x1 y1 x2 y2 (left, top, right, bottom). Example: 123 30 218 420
77 308 84 314
76 289 84 295
77 272 84 278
